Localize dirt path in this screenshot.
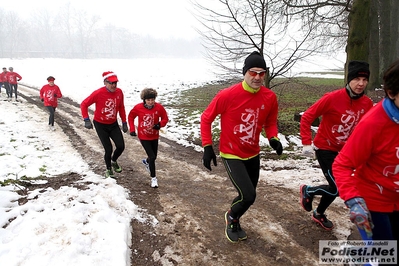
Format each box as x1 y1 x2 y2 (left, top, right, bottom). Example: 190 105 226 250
17 85 360 266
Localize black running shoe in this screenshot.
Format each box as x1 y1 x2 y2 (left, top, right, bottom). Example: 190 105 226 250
224 211 239 243
300 184 313 212
312 210 334 230
237 221 247 241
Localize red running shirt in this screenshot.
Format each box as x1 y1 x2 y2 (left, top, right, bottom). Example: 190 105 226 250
201 82 278 159
128 102 168 140
300 88 373 152
81 87 126 124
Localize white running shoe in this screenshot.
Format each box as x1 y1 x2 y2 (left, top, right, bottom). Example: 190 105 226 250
151 177 158 188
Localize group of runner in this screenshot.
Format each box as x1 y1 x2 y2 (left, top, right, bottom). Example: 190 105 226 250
0 67 22 100
16 52 399 251
200 51 399 257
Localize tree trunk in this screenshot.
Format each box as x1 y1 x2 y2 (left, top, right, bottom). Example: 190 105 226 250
379 0 391 79
368 0 380 90
346 0 371 83
390 0 399 61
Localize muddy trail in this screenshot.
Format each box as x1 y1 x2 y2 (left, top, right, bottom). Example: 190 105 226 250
16 84 360 266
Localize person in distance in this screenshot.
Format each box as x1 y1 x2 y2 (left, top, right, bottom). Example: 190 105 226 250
40 76 62 131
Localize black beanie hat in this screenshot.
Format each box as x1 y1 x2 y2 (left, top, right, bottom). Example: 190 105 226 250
242 51 267 75
347 60 370 83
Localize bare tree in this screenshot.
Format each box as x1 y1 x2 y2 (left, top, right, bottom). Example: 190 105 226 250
192 0 345 86
3 11 26 58
57 3 77 58
28 9 59 57
0 9 6 56
74 10 100 58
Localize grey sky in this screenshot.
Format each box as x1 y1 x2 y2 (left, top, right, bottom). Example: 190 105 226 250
4 0 203 39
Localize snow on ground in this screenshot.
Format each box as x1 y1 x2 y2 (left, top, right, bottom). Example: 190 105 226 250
0 58 348 266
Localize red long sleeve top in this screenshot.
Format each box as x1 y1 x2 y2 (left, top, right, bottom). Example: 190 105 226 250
80 87 126 124
333 101 399 212
300 88 373 152
40 84 62 107
0 71 8 82
128 102 168 140
200 81 279 159
6 72 22 84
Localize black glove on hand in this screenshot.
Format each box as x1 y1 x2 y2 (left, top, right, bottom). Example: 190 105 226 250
84 118 93 129
41 98 44 102
122 122 128 133
269 137 283 155
203 145 217 171
152 123 161 130
53 93 57 98
130 131 137 137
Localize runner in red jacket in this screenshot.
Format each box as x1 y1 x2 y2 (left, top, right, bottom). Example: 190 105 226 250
0 67 10 96
128 88 169 188
333 59 399 243
6 67 22 100
40 76 62 131
299 60 373 230
201 51 283 243
81 71 128 178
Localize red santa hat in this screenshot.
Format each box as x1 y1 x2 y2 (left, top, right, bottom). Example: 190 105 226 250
102 71 118 82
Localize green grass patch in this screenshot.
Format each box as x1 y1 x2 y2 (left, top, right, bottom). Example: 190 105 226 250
167 76 383 144
0 175 46 187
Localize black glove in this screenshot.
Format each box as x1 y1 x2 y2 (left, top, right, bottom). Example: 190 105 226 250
130 131 137 137
203 145 217 171
53 93 57 97
122 122 128 133
152 123 161 130
269 137 283 155
84 118 93 129
41 98 44 102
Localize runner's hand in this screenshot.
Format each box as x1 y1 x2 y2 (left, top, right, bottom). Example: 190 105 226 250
122 122 128 133
269 137 283 155
84 118 93 129
203 145 217 171
302 145 314 158
152 123 161 130
345 197 374 238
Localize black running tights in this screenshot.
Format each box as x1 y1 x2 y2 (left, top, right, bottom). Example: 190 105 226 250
140 139 159 177
308 149 339 214
46 106 56 126
222 156 260 219
93 120 125 170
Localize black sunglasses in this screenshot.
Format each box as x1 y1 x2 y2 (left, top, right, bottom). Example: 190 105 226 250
106 81 117 85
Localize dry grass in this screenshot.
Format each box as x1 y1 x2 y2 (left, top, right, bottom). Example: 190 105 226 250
166 77 385 142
